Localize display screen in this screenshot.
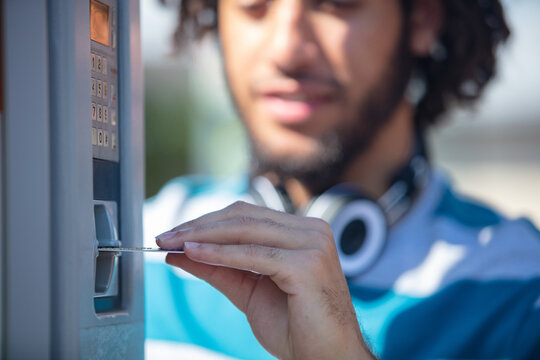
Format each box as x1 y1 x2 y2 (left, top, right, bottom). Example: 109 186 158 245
90 0 110 46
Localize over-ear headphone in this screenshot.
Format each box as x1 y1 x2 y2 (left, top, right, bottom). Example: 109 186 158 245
248 155 429 278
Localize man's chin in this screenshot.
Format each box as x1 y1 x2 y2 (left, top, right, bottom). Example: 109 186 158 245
250 138 348 193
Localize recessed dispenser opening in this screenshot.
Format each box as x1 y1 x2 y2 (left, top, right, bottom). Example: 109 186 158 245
93 201 121 311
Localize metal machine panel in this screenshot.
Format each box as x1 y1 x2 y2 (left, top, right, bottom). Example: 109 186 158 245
1 1 52 358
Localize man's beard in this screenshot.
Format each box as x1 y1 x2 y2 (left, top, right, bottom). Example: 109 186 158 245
248 34 413 195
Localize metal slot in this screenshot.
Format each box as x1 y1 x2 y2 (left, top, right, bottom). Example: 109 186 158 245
93 201 121 298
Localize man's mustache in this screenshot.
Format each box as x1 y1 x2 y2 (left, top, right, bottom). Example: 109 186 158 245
250 73 344 97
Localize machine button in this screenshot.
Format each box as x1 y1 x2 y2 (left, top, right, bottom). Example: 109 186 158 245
111 110 117 126
97 55 102 73
91 53 96 71
103 106 109 123
103 57 108 75
97 105 103 122
97 80 103 98
98 129 104 146
91 103 97 121
111 85 116 102
91 78 96 96
112 31 117 49
103 81 108 100
103 131 110 148
112 133 117 149
92 127 97 145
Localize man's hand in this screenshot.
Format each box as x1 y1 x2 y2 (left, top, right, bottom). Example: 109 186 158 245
157 201 375 360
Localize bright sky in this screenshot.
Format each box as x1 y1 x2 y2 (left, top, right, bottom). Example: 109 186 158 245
140 0 178 64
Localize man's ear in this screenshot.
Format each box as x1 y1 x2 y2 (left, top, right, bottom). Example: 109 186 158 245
408 0 444 57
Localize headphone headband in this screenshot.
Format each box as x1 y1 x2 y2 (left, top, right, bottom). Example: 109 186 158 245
249 154 429 277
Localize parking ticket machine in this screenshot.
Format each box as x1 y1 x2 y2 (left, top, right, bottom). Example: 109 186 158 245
1 0 144 358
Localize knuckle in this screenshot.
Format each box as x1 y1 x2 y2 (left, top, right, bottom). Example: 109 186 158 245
261 216 281 228
192 221 216 233
310 217 333 236
228 200 250 213
266 247 282 260
226 201 257 221
306 218 335 251
274 270 295 291
237 215 257 226
244 243 259 258
320 233 337 254
305 248 328 273
242 245 282 271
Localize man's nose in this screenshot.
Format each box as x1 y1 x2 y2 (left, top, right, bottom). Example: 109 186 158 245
267 0 319 73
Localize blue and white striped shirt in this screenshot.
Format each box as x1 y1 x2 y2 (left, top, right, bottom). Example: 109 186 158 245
144 170 540 359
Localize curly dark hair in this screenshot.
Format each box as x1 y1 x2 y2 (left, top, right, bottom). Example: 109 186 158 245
161 0 510 129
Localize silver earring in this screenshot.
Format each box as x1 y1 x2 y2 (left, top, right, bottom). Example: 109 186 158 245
405 70 427 106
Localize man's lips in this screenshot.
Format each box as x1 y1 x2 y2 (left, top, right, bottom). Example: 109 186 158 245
261 96 328 124
253 77 340 124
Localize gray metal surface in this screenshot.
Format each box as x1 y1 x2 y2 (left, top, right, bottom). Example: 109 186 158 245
48 0 94 356
117 0 145 352
2 1 52 358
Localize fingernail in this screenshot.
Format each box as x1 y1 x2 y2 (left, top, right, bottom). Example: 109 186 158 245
184 241 201 250
155 231 176 243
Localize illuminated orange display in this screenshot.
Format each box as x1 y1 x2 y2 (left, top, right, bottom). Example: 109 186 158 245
90 0 110 46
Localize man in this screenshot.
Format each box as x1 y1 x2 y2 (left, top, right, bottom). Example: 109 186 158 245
145 0 540 358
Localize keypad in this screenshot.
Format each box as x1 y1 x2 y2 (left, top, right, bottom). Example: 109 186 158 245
104 131 110 148
98 129 104 146
91 52 118 159
91 3 118 162
97 104 103 122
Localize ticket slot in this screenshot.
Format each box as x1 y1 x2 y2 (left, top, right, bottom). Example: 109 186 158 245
93 201 121 303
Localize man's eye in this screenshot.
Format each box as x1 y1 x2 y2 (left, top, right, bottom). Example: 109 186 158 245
239 0 273 18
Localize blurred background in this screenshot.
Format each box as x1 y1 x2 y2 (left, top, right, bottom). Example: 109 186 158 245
141 0 540 226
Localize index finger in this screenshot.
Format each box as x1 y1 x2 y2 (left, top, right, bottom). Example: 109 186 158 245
161 200 311 234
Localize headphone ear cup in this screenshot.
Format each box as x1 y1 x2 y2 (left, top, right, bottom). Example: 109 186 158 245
303 186 387 277
330 199 387 277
